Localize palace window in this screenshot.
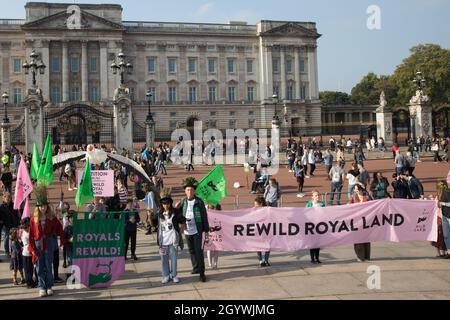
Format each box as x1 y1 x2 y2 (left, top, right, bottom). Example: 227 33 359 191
70 86 80 101
227 59 235 74
188 58 197 73
247 60 253 74
13 88 22 104
89 57 98 73
168 87 177 102
208 86 216 102
272 59 279 73
13 59 21 74
70 57 80 73
90 86 99 102
51 86 61 103
51 57 60 73
208 59 216 74
189 87 197 103
228 87 236 102
148 57 156 73
168 58 177 74
247 86 254 102
300 60 305 73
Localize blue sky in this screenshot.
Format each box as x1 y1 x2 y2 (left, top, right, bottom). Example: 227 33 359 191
2 0 449 93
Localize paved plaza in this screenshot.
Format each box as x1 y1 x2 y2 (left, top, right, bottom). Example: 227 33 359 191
0 151 449 300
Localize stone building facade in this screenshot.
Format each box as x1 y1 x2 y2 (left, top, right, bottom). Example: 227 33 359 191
0 2 323 145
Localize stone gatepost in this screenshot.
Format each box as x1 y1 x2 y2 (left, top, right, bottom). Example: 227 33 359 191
113 87 133 152
409 90 433 139
23 88 45 154
1 122 11 154
376 91 393 146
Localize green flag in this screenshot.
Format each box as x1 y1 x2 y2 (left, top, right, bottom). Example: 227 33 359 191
196 165 228 206
75 158 94 208
37 134 54 186
30 140 41 180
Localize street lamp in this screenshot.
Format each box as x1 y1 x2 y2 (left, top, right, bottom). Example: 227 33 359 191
145 90 154 123
111 52 133 86
22 50 46 88
271 93 281 127
2 92 9 124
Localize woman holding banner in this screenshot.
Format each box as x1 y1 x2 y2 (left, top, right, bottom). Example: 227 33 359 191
305 191 325 264
254 197 271 267
350 183 372 262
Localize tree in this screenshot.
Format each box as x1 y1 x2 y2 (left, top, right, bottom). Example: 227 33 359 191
319 91 351 105
349 72 381 105
389 44 450 109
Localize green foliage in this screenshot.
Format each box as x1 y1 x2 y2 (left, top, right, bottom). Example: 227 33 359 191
349 44 450 109
319 91 350 105
389 44 450 109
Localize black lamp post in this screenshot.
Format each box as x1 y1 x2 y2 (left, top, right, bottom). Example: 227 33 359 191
2 92 9 124
111 52 133 86
271 93 281 127
146 90 154 122
22 50 46 88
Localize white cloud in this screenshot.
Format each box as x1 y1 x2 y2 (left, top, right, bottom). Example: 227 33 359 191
196 2 214 16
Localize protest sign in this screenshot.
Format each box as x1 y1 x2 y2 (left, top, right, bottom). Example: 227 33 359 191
77 170 114 197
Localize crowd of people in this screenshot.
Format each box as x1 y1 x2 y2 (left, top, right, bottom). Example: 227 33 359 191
0 133 448 298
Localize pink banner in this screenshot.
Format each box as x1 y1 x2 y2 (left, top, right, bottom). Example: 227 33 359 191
14 157 33 210
76 170 114 197
204 199 438 252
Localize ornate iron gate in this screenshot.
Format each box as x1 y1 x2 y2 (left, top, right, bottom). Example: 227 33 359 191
132 119 146 143
10 118 25 146
45 104 114 146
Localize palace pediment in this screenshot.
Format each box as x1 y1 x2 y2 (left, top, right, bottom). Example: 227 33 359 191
21 8 124 32
261 22 321 38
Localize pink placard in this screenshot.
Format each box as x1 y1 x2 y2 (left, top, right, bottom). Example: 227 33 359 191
204 199 438 252
76 170 114 197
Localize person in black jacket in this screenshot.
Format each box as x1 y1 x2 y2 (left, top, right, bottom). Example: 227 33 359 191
391 173 409 199
0 192 20 257
405 172 424 199
124 199 140 261
1 166 13 194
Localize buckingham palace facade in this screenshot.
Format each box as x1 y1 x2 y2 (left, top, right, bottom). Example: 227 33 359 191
0 2 325 147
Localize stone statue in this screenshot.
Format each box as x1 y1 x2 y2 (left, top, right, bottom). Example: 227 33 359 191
409 90 430 105
376 91 389 112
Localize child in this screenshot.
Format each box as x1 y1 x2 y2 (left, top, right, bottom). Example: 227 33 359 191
20 218 35 288
64 212 74 280
206 202 221 269
9 228 25 285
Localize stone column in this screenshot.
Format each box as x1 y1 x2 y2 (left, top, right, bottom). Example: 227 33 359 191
258 41 273 101
40 40 50 102
24 91 45 154
294 47 301 99
409 91 433 139
280 47 286 100
81 40 88 101
376 92 393 146
99 41 109 101
1 123 11 154
113 89 133 151
307 45 319 100
145 118 155 148
62 41 69 102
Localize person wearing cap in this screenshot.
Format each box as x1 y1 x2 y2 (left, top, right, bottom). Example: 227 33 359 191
175 177 209 282
29 184 65 298
153 188 185 284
